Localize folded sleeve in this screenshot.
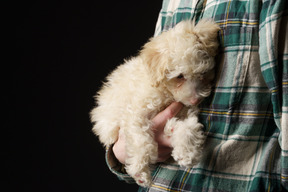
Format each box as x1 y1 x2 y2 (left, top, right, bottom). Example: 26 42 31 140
105 146 136 184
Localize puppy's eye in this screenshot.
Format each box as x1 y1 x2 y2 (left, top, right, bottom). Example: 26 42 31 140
177 74 184 79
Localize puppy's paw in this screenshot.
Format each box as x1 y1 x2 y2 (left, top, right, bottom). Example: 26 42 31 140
172 144 203 168
191 123 206 145
194 122 204 132
174 156 193 168
172 148 201 168
134 172 152 187
172 150 196 168
164 117 178 137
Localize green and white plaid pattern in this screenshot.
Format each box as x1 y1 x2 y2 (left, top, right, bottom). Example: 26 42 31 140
106 0 288 191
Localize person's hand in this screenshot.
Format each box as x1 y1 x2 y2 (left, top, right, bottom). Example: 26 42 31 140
112 102 183 164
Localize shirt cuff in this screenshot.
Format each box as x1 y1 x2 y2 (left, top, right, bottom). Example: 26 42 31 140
105 145 136 184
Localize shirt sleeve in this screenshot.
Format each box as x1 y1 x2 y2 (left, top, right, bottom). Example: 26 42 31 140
105 146 136 184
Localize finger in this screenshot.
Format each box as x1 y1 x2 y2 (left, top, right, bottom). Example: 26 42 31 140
157 154 171 162
158 146 173 155
155 133 172 147
152 102 183 130
112 131 126 164
157 147 172 162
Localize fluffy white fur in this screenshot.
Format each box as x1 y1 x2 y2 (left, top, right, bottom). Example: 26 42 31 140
90 19 220 187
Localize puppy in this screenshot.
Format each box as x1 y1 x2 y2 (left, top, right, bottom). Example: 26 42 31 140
90 19 220 187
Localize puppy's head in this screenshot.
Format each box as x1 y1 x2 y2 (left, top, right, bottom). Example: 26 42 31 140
140 19 220 106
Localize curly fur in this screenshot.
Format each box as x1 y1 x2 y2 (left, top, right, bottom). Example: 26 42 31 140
90 19 220 187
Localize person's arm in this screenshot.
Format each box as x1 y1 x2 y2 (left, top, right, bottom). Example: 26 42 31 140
105 102 183 182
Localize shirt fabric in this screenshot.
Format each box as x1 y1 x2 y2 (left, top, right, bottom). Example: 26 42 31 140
105 0 288 191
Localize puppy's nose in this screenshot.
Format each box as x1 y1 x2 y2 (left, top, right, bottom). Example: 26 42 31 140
190 98 201 105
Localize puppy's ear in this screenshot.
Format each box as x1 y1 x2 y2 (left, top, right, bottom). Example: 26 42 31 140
140 36 168 87
192 19 220 56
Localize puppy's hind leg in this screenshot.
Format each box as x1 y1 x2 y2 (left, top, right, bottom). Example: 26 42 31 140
90 106 121 147
124 121 158 187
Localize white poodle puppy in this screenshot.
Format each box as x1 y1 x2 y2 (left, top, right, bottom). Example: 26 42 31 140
90 19 220 187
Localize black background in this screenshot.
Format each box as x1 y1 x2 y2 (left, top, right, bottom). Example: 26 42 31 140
9 1 162 191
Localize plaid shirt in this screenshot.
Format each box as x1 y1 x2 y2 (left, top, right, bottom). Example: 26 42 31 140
105 0 288 191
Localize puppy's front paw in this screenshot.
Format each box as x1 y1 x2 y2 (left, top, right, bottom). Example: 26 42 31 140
173 153 192 167
126 163 152 187
172 150 194 168
171 122 206 168
134 172 152 187
164 117 178 137
172 146 202 168
195 122 204 132
193 123 206 145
